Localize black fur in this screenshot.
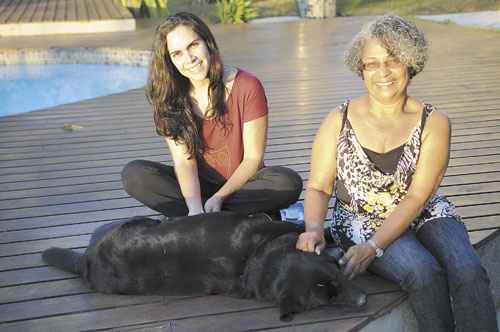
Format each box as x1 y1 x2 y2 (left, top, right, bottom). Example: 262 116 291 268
42 211 366 321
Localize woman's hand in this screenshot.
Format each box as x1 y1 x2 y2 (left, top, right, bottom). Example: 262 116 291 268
204 195 225 213
296 230 326 255
342 243 377 280
187 207 204 216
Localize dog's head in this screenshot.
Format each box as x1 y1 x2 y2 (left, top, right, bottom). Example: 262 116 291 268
276 250 367 321
241 233 366 321
275 250 343 321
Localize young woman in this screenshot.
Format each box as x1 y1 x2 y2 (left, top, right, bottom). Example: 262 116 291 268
122 12 302 218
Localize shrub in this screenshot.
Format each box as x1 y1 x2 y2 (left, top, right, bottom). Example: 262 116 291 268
216 0 257 23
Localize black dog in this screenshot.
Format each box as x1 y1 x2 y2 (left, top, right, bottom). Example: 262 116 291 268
42 211 366 321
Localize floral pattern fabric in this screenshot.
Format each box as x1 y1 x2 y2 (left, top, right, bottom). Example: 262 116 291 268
330 101 462 246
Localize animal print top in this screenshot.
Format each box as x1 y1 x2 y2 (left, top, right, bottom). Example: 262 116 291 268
330 101 462 246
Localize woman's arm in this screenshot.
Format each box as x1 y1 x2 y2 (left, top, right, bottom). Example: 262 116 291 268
165 137 204 215
296 109 342 254
343 110 452 278
204 115 267 212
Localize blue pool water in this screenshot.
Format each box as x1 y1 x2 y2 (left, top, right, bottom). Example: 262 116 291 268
0 64 148 116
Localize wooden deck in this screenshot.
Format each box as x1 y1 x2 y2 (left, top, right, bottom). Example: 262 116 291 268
0 0 134 36
1 16 500 331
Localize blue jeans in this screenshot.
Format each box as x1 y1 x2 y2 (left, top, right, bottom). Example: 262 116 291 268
366 217 498 332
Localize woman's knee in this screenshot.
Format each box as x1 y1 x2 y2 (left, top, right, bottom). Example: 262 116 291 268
121 160 158 194
262 166 303 194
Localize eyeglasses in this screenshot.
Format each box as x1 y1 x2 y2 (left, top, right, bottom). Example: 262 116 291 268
361 58 403 71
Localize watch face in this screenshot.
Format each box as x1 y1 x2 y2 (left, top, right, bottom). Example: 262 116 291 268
376 248 384 258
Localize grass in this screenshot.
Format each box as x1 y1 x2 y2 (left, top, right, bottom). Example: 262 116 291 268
336 0 500 16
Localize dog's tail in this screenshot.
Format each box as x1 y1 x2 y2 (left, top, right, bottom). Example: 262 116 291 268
42 247 84 275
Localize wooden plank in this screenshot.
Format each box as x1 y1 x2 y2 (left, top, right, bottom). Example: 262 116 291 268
27 0 48 22
3 160 500 196
464 215 500 232
0 248 85 271
0 181 125 201
1 137 498 171
85 0 100 20
0 222 106 244
457 203 500 219
1 176 498 215
2 90 500 126
0 87 496 119
469 229 499 246
0 115 500 151
65 0 76 21
20 0 41 23
0 196 143 220
96 0 114 20
42 0 57 22
0 293 164 324
0 293 404 332
5 0 29 23
2 118 498 150
0 140 498 182
54 0 65 21
1 105 497 137
439 181 500 196
75 0 88 21
0 206 156 232
0 0 19 23
1 123 499 156
0 267 75 288
0 235 90 257
0 158 500 205
0 279 90 304
0 189 128 210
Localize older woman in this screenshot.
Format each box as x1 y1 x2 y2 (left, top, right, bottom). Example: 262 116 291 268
121 12 302 218
296 15 497 332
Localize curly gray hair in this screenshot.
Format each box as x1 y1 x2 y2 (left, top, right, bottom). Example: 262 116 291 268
344 15 428 79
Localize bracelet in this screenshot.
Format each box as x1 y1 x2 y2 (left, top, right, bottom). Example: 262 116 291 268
367 239 384 258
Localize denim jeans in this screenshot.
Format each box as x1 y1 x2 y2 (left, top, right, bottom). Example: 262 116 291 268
366 217 498 332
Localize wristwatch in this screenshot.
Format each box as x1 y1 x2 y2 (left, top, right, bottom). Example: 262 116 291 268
367 239 384 258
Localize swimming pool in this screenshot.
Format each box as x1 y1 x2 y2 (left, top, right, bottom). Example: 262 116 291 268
0 64 148 117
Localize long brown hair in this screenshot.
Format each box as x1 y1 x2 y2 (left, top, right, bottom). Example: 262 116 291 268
146 12 226 159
